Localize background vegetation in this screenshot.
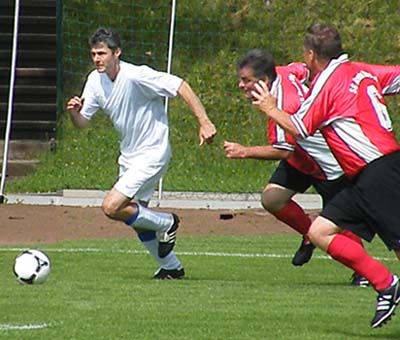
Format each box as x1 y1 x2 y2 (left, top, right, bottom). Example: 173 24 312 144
8 0 400 193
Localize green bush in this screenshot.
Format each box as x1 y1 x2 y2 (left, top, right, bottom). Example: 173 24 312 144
8 0 400 193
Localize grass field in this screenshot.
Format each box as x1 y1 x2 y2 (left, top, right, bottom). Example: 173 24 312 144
1 235 400 339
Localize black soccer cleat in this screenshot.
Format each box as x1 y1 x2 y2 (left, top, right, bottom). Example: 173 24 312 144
153 267 185 280
371 275 400 328
350 273 370 288
157 213 180 258
292 237 315 266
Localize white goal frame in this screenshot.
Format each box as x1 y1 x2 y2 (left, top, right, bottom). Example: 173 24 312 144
0 0 20 203
157 0 177 202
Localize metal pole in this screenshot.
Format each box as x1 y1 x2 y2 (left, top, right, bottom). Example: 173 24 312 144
56 0 64 119
0 0 20 203
158 0 177 202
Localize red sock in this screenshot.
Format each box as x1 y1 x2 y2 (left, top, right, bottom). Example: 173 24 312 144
327 234 392 291
341 229 364 247
272 200 311 235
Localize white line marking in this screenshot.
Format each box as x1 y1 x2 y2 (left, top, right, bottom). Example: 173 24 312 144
0 323 50 331
0 247 396 262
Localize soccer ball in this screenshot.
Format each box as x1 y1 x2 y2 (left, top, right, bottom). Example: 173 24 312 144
13 249 51 284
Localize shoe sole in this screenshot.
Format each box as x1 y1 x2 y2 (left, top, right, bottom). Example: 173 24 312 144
154 274 184 280
153 268 185 280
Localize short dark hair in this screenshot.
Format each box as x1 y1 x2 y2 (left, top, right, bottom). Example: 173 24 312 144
237 49 277 82
89 27 121 52
303 23 343 60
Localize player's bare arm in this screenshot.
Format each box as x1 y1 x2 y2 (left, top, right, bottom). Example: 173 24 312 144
177 81 217 145
224 141 291 160
66 96 90 128
251 80 301 138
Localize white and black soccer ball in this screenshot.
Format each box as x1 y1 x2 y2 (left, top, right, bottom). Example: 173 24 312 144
13 249 51 284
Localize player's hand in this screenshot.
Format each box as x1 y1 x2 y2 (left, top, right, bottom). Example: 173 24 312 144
66 96 84 115
224 141 247 159
251 80 277 116
199 120 217 146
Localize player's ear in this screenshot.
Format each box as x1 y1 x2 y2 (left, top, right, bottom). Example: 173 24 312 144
114 47 122 58
309 50 317 62
305 49 316 63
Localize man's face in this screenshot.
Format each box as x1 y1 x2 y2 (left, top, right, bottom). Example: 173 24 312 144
90 43 121 75
238 66 260 99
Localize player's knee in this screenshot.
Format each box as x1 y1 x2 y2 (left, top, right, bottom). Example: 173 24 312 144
308 219 326 242
261 190 282 213
307 224 318 244
101 200 119 219
308 217 337 250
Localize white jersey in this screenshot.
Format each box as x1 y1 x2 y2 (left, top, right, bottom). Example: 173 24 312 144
80 60 183 168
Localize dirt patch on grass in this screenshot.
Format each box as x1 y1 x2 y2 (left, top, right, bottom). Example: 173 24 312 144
0 204 316 245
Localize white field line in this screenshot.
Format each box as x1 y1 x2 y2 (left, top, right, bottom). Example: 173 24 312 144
0 323 50 331
0 247 396 262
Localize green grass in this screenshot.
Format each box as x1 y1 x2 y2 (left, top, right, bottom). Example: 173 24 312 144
1 235 400 339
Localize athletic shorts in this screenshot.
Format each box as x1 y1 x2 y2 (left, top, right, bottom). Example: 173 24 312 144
269 160 352 207
321 151 400 250
113 160 169 202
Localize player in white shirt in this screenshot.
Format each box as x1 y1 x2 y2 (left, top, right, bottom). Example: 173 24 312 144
67 27 216 280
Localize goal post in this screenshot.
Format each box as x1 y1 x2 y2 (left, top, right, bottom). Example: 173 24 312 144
0 0 20 203
158 0 177 202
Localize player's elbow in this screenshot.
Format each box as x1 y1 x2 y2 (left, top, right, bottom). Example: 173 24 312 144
273 149 292 160
280 150 292 159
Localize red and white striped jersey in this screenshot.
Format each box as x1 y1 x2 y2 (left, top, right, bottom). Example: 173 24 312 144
291 54 400 178
353 62 400 95
270 63 344 180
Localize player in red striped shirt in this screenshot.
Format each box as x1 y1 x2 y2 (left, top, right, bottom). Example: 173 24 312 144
224 50 352 268
225 49 399 286
252 23 400 328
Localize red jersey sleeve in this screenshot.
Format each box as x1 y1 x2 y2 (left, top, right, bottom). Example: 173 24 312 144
285 62 310 84
355 63 400 95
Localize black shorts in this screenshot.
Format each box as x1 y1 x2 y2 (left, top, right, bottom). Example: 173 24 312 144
321 151 400 250
269 160 352 207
